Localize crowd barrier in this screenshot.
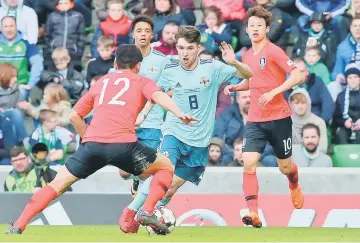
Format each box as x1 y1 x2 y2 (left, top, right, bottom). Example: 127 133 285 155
1 166 360 194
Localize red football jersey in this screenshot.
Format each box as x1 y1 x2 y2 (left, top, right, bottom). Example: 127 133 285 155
242 41 296 122
73 71 160 143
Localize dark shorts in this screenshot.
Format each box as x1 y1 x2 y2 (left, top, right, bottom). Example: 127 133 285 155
242 117 293 159
65 141 157 179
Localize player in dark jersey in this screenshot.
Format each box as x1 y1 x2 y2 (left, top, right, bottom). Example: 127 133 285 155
4 44 197 235
224 6 304 228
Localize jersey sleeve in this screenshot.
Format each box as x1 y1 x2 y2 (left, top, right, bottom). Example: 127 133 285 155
272 45 296 74
157 71 173 92
212 60 237 85
73 86 96 118
141 78 161 102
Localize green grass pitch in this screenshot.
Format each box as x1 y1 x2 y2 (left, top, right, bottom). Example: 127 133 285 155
0 225 360 242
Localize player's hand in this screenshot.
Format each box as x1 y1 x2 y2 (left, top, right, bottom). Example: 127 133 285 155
258 91 275 108
219 41 236 65
345 119 353 129
224 85 236 96
178 114 198 125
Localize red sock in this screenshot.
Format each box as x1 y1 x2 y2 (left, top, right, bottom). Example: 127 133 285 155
286 162 299 190
243 172 259 214
142 169 172 213
14 185 57 232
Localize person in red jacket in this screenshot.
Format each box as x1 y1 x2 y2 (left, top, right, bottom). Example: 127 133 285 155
152 20 179 57
90 0 132 58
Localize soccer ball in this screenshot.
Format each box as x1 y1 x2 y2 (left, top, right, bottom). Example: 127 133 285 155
146 207 176 235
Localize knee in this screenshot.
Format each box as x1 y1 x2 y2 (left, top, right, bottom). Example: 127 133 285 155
278 162 292 175
119 169 132 180
242 153 259 172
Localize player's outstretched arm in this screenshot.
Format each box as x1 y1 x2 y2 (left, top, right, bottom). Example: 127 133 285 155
151 91 198 125
224 79 249 95
259 68 302 108
70 111 87 138
219 41 252 79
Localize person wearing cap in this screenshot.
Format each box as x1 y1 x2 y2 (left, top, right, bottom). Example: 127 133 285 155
293 11 335 70
208 137 224 167
332 64 360 144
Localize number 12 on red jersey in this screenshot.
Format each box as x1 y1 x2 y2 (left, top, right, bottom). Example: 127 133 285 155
99 77 130 106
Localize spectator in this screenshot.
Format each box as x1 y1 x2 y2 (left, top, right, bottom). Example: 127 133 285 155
292 123 333 167
87 36 115 85
0 16 43 100
73 0 92 27
203 0 246 32
285 58 335 124
341 0 360 41
213 90 249 150
27 109 65 165
151 20 179 56
288 88 328 152
0 114 17 165
91 0 132 59
208 137 224 166
198 6 232 55
332 17 360 82
24 0 57 29
41 47 86 103
4 145 57 192
295 0 351 36
239 0 292 49
293 12 336 71
17 84 72 127
227 137 244 167
0 0 39 44
44 0 85 71
332 65 360 144
147 0 187 41
328 62 358 102
0 63 28 144
304 46 331 85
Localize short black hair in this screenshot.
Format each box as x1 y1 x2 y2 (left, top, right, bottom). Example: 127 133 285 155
301 123 320 137
115 44 143 69
131 15 154 31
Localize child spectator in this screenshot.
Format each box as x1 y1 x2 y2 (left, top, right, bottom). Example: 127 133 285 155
228 138 244 167
293 12 336 70
87 36 115 85
151 21 179 56
147 0 187 40
208 137 224 166
41 47 86 103
27 109 66 165
198 6 232 55
44 0 85 71
304 46 331 85
91 0 132 58
17 84 72 127
333 65 360 144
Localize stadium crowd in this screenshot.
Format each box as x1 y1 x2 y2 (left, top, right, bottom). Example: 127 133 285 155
0 0 359 192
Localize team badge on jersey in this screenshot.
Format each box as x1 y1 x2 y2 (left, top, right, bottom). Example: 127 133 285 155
259 56 267 69
148 66 157 74
200 76 210 87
